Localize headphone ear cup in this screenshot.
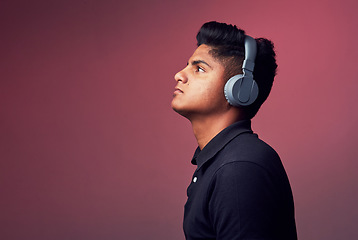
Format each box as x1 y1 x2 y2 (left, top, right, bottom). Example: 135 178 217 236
224 74 259 107
224 74 243 107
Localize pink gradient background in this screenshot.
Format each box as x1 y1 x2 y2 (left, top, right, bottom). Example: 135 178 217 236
1 0 357 239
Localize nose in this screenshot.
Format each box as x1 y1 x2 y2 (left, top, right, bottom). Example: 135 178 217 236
174 68 188 83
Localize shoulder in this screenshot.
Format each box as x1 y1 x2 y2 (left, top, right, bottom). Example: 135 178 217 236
219 132 281 168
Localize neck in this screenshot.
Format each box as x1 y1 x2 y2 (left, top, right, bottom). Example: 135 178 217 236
190 110 244 150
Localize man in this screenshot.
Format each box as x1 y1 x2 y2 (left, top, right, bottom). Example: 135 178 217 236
171 21 297 239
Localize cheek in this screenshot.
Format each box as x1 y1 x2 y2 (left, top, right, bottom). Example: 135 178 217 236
200 83 226 106
207 80 225 97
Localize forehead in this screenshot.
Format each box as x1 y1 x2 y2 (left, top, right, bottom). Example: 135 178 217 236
192 44 212 56
190 44 222 67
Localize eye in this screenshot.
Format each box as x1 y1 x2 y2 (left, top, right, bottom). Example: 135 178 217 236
196 66 205 73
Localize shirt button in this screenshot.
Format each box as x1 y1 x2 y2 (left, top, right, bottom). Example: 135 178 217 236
193 177 198 183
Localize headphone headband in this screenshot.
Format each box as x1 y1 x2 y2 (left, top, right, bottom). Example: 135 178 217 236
242 35 257 72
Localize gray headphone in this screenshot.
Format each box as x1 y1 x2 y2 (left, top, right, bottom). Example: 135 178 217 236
224 35 258 107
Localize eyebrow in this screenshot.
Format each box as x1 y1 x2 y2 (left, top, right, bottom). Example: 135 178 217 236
189 60 213 69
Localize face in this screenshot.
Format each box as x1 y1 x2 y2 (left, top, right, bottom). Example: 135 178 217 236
171 44 229 120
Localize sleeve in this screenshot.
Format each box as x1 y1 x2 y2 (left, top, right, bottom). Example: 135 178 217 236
208 161 278 240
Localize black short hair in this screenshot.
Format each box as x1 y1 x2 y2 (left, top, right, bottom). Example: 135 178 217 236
196 21 278 119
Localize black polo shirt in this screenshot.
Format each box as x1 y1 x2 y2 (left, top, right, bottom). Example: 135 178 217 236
183 120 297 240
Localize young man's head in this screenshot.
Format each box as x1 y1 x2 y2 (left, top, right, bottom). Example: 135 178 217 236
172 21 277 120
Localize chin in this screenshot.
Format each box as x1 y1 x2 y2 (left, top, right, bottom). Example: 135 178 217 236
171 104 184 115
171 98 183 112
172 104 191 119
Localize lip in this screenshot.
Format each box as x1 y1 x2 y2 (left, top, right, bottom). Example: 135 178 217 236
174 87 183 94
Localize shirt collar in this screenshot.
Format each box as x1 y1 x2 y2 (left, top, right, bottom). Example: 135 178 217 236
191 119 253 170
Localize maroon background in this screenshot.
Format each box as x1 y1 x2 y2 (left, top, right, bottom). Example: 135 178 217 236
1 0 357 239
